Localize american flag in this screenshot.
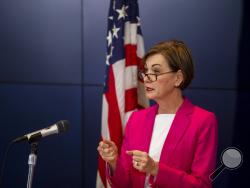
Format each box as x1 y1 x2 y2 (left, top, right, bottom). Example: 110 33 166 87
96 0 149 187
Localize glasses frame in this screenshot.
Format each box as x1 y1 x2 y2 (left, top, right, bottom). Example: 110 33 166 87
138 70 175 82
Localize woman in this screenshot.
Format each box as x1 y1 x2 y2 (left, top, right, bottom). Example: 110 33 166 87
97 40 218 188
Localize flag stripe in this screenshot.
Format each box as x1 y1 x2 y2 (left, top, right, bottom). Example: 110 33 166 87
136 34 145 58
97 146 107 188
112 59 125 126
101 95 110 140
125 88 138 112
125 45 138 66
124 22 139 45
125 65 137 90
105 66 123 149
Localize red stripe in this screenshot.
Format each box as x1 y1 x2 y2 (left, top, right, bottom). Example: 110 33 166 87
105 66 123 151
137 56 144 69
98 156 107 188
97 135 107 188
125 44 138 66
125 88 138 112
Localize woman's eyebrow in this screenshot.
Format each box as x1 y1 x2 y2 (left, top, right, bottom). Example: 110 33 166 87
151 64 161 67
144 63 161 69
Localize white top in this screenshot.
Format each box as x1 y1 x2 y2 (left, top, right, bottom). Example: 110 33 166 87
145 114 175 188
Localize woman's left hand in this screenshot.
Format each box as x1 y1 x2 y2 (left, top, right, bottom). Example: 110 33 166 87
126 150 159 176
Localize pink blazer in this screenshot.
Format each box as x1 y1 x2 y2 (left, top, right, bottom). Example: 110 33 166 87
109 98 218 188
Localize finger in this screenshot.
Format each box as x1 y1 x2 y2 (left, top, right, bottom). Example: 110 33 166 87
132 160 138 166
132 155 147 163
97 146 102 152
100 141 110 149
102 156 117 161
132 161 143 172
99 150 112 159
105 140 117 146
97 146 107 154
103 150 114 156
102 139 116 147
126 150 134 155
126 150 142 156
133 160 139 168
103 147 115 154
126 150 146 157
103 151 116 158
99 146 117 156
132 157 147 166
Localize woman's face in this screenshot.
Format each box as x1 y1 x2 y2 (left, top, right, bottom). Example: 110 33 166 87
143 54 181 101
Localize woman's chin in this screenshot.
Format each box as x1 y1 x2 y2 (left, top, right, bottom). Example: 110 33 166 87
146 93 157 100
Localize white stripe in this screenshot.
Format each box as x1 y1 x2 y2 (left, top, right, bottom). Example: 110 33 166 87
124 22 137 45
125 65 138 90
124 22 145 58
106 178 112 188
112 60 125 127
137 34 145 58
96 171 105 188
101 95 110 140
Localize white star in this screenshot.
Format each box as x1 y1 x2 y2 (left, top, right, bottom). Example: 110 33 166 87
112 24 120 38
116 5 128 20
107 31 112 46
106 54 111 65
106 46 114 65
110 46 114 56
108 16 113 20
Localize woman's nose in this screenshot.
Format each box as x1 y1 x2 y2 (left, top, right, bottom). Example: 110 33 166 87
143 75 151 83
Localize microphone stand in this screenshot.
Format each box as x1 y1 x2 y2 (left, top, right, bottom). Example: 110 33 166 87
26 142 38 188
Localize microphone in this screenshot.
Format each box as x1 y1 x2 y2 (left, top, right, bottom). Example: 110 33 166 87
12 120 70 143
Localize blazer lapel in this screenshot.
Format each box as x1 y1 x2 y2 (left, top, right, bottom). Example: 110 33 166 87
159 98 194 163
141 105 158 152
136 105 158 187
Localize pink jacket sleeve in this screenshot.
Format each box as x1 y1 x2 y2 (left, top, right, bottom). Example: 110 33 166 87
106 113 135 188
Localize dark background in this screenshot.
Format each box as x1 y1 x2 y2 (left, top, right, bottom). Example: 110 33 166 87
0 0 249 187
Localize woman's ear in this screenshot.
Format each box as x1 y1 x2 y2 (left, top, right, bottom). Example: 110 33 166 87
175 70 184 87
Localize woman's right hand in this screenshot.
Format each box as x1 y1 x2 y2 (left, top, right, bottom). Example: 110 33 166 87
97 139 118 171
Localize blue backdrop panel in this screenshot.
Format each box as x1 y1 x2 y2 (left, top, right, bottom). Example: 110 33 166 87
83 0 108 85
227 90 250 188
0 84 81 188
83 85 102 188
140 0 242 89
0 0 82 84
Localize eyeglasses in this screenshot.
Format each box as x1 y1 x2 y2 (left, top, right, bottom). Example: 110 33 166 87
138 70 175 82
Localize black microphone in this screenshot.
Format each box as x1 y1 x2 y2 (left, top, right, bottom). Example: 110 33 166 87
12 120 70 143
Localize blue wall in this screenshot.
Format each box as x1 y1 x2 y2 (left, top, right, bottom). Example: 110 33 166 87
0 0 248 187
0 0 82 187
